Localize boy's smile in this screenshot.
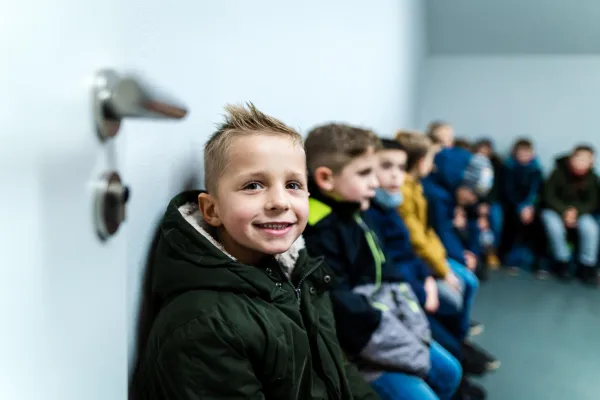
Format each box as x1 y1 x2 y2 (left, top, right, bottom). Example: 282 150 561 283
200 133 309 265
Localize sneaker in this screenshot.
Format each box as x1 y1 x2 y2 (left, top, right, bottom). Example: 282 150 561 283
506 266 520 276
456 378 487 399
486 253 500 270
468 321 484 337
463 341 500 372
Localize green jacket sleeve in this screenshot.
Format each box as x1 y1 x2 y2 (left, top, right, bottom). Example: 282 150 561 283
544 169 569 214
343 358 381 400
154 317 265 400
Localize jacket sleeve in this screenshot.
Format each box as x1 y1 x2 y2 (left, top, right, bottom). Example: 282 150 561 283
304 229 382 356
399 185 450 277
428 198 467 265
576 176 599 215
152 317 265 400
544 169 569 214
520 168 543 211
501 165 521 207
343 358 382 400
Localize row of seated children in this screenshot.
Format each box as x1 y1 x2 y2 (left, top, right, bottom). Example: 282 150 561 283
437 122 599 285
132 104 497 400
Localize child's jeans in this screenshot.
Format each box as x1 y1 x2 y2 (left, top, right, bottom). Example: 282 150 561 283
541 209 600 266
371 341 462 400
489 202 504 248
447 259 479 339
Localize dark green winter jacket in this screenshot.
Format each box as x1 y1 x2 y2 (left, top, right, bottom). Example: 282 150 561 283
132 191 379 400
543 156 599 215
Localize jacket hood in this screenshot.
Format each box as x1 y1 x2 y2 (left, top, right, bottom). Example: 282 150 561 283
151 191 306 303
431 147 472 192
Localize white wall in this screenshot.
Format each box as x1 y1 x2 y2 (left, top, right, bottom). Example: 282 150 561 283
126 0 426 373
417 55 600 170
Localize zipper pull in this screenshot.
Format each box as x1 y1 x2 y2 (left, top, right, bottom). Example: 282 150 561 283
295 288 302 304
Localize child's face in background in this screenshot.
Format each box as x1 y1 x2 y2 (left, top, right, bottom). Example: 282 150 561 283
476 144 492 159
208 134 309 264
515 147 534 165
376 149 407 194
456 186 478 206
330 147 379 210
435 125 455 148
570 150 594 176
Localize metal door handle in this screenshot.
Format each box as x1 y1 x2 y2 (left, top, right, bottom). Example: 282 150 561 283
92 68 189 140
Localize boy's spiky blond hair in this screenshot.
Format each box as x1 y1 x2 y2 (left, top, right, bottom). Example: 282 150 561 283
204 102 303 193
304 123 381 174
395 130 434 172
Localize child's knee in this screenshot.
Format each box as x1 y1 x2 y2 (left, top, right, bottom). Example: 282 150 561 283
578 215 600 239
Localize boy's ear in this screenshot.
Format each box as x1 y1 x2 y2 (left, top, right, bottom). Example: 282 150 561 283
313 166 335 192
198 193 222 227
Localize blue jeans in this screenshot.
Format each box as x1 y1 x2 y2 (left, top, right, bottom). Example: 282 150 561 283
371 342 462 400
541 209 600 266
489 202 504 248
448 259 479 338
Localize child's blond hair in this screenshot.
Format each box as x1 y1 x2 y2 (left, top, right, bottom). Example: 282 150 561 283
304 123 381 174
203 102 303 193
395 130 434 172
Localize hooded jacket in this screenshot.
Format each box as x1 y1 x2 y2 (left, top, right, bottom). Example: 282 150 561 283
132 191 379 400
366 195 432 305
543 155 599 215
422 148 484 265
501 156 543 213
303 186 432 380
398 175 450 278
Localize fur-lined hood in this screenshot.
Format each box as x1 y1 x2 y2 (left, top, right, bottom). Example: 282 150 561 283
151 191 310 302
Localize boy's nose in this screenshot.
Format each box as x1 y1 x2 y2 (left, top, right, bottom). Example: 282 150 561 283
265 188 290 210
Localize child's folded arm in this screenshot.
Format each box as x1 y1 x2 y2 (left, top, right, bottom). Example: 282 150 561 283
428 199 467 265
153 316 265 400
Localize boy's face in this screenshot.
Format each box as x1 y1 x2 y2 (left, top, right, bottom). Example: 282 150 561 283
456 186 477 206
326 147 379 210
435 125 454 148
515 147 534 165
376 149 407 194
570 150 594 176
476 145 492 159
200 134 309 264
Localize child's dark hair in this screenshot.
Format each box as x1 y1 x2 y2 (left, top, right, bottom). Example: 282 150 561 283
572 144 595 155
380 138 406 152
454 138 473 152
474 138 494 152
512 138 533 154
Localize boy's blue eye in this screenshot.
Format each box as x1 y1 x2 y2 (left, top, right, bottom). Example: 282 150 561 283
287 181 303 190
242 182 263 191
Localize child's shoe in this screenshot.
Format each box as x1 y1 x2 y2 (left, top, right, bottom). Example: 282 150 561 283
486 253 500 270
535 269 550 280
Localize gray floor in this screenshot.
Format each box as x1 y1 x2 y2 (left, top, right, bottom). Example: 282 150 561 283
471 270 600 400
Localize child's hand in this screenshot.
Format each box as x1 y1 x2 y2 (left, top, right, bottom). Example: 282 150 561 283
464 251 478 271
424 277 439 313
520 206 534 225
477 216 489 230
444 270 462 293
478 203 490 217
453 207 467 229
563 207 578 228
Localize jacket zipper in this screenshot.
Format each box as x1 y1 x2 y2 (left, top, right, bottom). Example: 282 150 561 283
278 260 322 305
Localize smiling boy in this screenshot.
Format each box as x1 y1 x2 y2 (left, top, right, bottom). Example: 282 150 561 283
132 103 379 400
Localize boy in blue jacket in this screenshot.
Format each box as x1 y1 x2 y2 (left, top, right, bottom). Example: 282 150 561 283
303 124 462 400
499 138 545 277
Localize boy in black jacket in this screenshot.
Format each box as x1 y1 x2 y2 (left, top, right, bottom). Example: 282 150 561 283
303 124 462 400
